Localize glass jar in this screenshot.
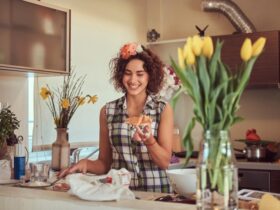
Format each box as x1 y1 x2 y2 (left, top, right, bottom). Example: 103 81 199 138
196 130 238 210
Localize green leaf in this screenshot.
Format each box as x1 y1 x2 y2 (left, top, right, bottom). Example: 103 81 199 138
183 117 196 163
197 56 210 119
209 40 223 86
169 87 184 110
171 59 192 90
236 57 257 95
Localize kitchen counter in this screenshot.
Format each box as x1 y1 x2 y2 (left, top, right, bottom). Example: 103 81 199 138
236 160 280 171
169 157 280 171
0 185 196 210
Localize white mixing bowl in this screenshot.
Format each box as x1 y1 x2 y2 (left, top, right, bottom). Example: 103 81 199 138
167 168 197 196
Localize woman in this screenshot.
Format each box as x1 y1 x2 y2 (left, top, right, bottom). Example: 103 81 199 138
59 43 174 193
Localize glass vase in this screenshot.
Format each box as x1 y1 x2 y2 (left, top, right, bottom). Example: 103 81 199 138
196 130 238 210
51 128 70 171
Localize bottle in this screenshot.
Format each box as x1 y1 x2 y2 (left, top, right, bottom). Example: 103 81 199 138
14 143 25 180
172 126 182 153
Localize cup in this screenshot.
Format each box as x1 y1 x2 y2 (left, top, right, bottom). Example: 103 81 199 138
30 163 50 182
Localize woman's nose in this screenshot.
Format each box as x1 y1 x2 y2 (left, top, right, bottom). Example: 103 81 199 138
129 74 137 83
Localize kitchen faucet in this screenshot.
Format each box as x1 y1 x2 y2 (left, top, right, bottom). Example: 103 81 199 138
72 147 99 164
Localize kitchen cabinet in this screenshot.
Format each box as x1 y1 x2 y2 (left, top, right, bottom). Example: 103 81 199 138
238 169 280 193
147 30 280 88
0 0 70 76
213 30 279 88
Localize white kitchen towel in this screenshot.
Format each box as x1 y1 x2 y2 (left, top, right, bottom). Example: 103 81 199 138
67 168 135 201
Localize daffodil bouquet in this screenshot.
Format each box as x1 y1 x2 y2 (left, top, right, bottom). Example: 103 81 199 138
171 35 266 193
40 73 98 128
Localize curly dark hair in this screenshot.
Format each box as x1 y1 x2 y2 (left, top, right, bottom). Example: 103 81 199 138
109 45 164 94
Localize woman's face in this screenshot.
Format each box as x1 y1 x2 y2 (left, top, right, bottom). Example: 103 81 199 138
122 59 149 96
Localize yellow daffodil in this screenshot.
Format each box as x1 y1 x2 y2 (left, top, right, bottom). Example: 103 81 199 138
202 36 214 59
177 47 185 69
61 98 70 109
88 95 98 104
40 73 98 128
192 35 203 56
252 37 266 56
77 96 86 106
40 87 51 100
240 38 252 62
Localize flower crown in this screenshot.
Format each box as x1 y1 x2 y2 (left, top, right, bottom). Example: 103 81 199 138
120 42 143 59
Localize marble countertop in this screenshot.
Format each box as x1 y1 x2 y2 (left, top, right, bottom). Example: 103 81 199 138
0 185 196 210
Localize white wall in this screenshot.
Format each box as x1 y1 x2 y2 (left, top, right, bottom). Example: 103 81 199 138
147 0 280 149
0 0 148 146
0 75 28 146
35 0 148 144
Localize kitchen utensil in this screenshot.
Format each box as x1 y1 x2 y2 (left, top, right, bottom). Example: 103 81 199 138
48 177 62 186
235 139 279 161
236 139 275 146
234 144 266 161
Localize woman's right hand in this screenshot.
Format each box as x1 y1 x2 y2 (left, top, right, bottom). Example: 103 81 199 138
57 159 88 178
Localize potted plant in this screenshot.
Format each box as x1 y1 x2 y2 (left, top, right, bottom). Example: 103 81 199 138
0 106 20 158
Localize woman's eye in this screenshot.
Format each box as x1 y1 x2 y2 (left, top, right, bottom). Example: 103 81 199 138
137 73 144 77
124 71 132 75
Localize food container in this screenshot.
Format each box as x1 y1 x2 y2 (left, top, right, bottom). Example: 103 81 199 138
166 168 196 196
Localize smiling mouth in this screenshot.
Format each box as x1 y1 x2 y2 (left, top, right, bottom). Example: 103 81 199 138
128 84 140 89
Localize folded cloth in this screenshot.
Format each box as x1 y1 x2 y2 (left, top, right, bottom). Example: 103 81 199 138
67 168 135 201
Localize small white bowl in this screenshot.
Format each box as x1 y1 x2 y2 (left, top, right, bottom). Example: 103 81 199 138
167 168 197 196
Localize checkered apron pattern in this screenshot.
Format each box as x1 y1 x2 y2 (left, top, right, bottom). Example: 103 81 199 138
105 95 171 193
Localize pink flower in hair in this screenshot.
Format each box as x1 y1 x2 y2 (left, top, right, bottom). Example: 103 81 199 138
120 43 143 59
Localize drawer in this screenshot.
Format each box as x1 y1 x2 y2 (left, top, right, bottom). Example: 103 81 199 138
238 169 270 192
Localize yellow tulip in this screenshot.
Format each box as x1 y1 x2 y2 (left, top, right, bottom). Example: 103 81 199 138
202 36 214 59
177 47 185 69
192 35 203 56
186 49 196 65
240 38 252 62
61 98 70 109
40 87 51 100
252 37 266 56
88 95 98 104
183 38 191 58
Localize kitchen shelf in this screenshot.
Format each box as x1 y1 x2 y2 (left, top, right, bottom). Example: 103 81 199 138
146 38 186 46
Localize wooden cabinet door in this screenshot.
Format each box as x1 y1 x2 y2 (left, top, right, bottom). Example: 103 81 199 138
213 31 280 88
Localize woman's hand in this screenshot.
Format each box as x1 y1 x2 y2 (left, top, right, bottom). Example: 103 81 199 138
57 159 88 178
132 124 152 142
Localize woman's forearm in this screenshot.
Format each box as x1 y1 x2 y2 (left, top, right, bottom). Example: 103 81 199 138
144 137 171 169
